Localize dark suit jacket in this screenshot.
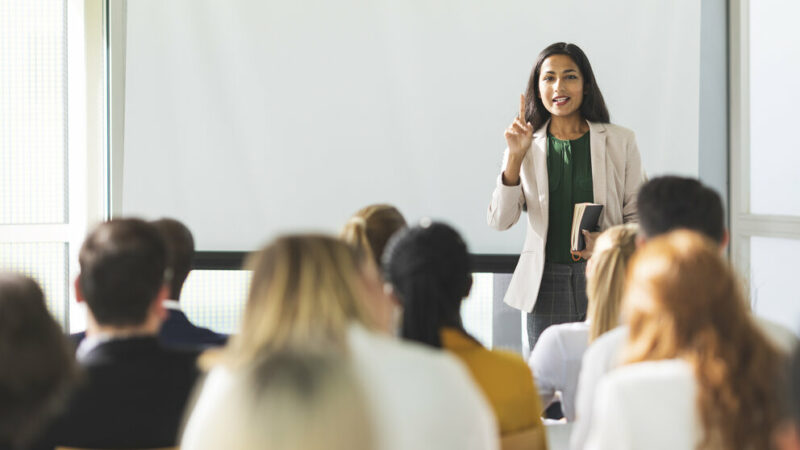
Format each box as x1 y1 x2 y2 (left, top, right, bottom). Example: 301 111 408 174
160 309 228 349
69 309 227 351
38 336 200 449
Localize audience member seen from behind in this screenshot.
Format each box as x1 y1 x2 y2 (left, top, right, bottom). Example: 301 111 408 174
528 223 637 421
776 346 800 450
182 235 498 450
383 222 546 449
571 176 797 450
0 274 77 450
182 351 374 450
151 218 227 348
39 219 200 449
340 204 407 333
587 231 783 449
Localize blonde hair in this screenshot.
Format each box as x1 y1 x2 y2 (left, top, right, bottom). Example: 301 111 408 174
221 235 373 369
189 351 374 450
340 204 406 267
622 230 782 450
586 224 638 342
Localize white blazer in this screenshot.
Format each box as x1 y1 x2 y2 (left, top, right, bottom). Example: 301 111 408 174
487 120 644 312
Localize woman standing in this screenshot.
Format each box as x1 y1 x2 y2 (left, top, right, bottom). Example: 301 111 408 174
488 42 644 348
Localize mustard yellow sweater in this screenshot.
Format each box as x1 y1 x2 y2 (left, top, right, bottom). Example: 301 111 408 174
441 327 547 446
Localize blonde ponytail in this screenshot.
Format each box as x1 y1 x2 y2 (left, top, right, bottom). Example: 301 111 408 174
586 224 638 342
340 204 406 267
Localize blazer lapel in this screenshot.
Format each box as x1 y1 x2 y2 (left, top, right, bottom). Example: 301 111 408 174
589 121 607 210
531 121 550 220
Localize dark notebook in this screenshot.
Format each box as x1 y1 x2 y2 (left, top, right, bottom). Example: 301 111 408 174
570 203 603 252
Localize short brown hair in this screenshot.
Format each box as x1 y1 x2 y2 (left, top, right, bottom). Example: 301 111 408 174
151 218 195 300
78 218 167 326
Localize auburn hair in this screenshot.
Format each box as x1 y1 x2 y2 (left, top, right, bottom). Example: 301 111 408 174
622 231 782 450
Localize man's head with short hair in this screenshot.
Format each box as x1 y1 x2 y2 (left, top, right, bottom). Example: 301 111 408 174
77 218 167 327
637 176 726 244
151 218 195 300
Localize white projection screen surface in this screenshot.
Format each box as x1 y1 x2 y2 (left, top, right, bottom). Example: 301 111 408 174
122 0 700 253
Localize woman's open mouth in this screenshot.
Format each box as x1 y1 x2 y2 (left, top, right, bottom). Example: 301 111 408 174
553 96 570 106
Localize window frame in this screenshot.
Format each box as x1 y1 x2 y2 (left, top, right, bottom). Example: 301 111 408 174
729 0 800 298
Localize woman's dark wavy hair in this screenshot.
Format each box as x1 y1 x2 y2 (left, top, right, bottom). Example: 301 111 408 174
382 222 473 348
524 42 610 131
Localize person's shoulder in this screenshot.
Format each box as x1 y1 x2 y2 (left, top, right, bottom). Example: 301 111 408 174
349 324 459 371
346 325 498 447
583 326 628 368
197 366 235 392
348 324 490 395
600 122 636 140
472 345 531 381
607 359 692 384
599 360 696 412
541 321 590 356
155 342 202 373
589 325 628 349
542 321 589 340
161 310 229 347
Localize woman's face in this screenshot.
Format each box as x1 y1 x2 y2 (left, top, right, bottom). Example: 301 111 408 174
538 54 584 119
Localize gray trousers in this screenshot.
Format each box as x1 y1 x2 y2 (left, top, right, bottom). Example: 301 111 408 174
527 261 588 350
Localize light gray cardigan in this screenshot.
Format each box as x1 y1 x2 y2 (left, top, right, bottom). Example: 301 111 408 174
487 120 645 312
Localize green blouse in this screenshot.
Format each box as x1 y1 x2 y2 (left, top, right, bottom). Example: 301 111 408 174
545 132 593 264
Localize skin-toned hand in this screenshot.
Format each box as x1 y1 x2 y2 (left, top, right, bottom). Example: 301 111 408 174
501 94 534 186
577 230 600 260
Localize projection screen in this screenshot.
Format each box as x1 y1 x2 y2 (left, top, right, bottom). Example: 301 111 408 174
122 0 700 253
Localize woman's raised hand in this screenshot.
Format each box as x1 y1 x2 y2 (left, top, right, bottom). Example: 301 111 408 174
504 94 534 158
501 94 533 186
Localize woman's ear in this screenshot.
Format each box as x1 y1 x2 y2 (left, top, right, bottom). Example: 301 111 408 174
464 275 473 298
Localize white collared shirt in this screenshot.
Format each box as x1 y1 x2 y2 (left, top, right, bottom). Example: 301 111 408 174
528 320 590 421
75 333 115 361
163 299 181 311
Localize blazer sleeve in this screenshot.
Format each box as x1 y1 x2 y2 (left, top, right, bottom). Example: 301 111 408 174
621 132 645 224
487 149 526 231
